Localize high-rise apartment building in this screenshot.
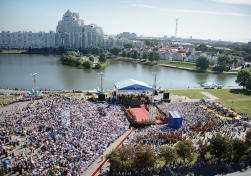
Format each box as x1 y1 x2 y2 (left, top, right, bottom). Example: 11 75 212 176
56 9 84 49
0 10 134 50
0 30 55 49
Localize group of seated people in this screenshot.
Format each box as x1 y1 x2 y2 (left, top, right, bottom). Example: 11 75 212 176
0 92 130 175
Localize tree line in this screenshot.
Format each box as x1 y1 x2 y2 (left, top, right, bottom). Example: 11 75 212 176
196 44 251 62
106 130 251 173
61 51 106 69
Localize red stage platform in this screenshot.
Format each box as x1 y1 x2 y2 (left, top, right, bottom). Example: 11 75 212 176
126 105 162 124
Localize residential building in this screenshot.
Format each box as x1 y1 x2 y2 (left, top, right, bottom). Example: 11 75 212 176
56 9 84 49
117 32 137 39
82 24 104 48
0 10 143 50
0 30 55 49
172 53 186 61
228 55 245 68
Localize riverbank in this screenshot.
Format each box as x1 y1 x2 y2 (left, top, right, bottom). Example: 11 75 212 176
0 50 63 55
112 57 238 75
1 52 239 75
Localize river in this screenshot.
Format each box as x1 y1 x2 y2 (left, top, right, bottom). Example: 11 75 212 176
0 54 238 90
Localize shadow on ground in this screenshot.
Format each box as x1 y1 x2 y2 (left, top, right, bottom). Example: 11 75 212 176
229 89 251 96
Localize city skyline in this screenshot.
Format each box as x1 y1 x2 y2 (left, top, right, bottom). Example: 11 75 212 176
0 0 251 43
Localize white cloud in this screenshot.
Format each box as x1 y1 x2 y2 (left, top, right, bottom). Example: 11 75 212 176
158 8 249 16
132 4 249 16
212 0 251 6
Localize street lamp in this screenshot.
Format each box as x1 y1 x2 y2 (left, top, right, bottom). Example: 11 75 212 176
98 72 104 94
152 72 158 99
30 73 37 97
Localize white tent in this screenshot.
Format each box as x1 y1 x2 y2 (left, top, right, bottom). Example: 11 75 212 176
114 79 152 91
114 79 152 101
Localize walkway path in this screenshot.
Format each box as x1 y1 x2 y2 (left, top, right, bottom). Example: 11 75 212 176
200 92 219 100
83 128 135 176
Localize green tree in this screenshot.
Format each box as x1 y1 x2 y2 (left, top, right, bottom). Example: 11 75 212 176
67 51 77 56
79 48 89 55
89 46 103 55
153 51 161 63
231 138 248 159
43 47 50 53
133 51 138 60
217 55 230 68
134 145 155 169
89 55 94 62
144 39 158 46
148 52 154 62
153 47 159 51
110 46 121 56
75 58 82 67
122 51 127 57
196 56 210 70
209 133 231 158
99 53 106 63
197 139 208 160
235 70 251 89
106 146 135 172
124 43 135 49
196 44 208 51
159 146 176 164
58 46 65 53
245 129 251 147
94 63 101 69
247 75 251 90
175 140 195 162
126 52 131 58
143 52 148 60
82 60 92 69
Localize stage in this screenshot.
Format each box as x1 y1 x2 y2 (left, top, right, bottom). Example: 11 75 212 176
125 105 162 124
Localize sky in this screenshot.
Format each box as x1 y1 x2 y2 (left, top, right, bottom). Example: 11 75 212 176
0 0 251 42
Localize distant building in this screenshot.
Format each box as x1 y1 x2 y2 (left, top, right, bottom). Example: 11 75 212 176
117 32 137 39
82 24 104 49
0 30 55 49
248 41 251 47
0 10 135 50
56 9 84 49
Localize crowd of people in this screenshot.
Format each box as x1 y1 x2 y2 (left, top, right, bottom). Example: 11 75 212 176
1 88 251 175
126 101 250 147
0 92 129 175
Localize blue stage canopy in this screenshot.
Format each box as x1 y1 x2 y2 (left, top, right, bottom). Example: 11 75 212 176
114 79 152 91
169 110 182 129
201 97 210 103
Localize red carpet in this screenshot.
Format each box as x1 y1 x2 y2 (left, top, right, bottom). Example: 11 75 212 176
130 105 149 122
126 105 162 124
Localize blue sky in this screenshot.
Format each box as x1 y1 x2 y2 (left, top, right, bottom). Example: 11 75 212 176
0 0 251 42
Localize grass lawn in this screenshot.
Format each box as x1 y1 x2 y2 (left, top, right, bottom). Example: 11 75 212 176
158 60 197 69
168 89 209 99
204 88 251 100
168 88 251 100
101 61 108 68
167 88 251 116
0 95 19 104
230 67 251 72
224 100 251 116
1 50 25 54
64 93 82 98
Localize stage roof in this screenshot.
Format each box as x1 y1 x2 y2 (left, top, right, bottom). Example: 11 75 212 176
114 79 152 91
